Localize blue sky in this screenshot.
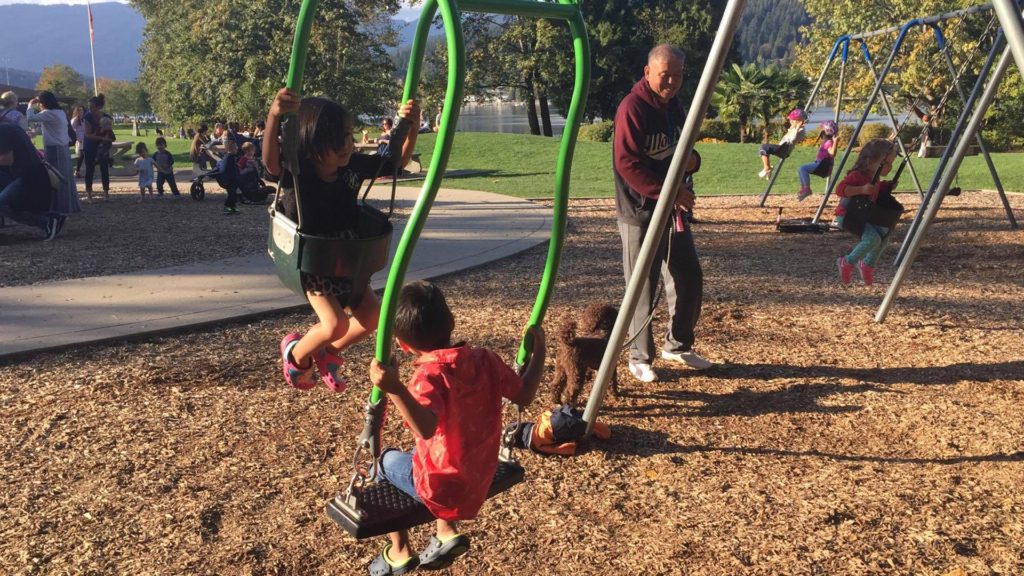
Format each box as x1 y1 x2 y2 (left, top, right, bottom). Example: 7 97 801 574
0 0 423 20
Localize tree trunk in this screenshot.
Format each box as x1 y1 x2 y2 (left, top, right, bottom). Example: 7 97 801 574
538 86 553 137
739 114 748 144
524 76 541 136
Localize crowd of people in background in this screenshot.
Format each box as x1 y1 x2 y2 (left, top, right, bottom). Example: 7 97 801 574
0 87 282 239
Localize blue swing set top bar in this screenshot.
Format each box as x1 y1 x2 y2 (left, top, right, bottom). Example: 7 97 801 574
849 3 993 40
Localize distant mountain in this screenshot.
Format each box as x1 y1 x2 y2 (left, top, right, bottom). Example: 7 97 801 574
0 2 144 81
1 68 42 90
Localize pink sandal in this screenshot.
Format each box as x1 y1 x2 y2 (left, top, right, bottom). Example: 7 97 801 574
314 347 347 393
280 333 316 390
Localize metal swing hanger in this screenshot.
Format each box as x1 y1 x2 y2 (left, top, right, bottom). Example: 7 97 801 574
321 0 591 540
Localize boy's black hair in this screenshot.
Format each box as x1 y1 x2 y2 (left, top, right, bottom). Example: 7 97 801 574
394 281 455 351
297 96 352 165
198 124 208 133
135 142 148 154
155 136 167 147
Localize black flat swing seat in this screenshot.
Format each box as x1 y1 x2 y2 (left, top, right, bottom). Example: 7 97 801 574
777 218 831 233
325 459 525 539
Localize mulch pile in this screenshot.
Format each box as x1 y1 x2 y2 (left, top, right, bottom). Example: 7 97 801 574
1 189 1022 575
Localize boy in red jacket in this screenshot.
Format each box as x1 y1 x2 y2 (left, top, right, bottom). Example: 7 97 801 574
368 280 546 575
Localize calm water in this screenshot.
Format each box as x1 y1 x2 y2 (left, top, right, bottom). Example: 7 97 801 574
445 103 910 135
452 102 567 135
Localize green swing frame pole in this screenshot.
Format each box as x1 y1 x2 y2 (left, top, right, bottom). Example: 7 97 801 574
583 0 747 435
372 0 590 402
371 0 464 410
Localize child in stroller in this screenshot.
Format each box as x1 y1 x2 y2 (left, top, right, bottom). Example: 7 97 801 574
189 138 272 206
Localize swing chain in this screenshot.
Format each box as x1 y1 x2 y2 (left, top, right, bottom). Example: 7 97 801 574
500 398 523 463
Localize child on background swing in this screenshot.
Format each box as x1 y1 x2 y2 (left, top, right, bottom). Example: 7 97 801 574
368 280 547 575
834 138 900 286
757 108 807 179
796 120 838 201
263 87 420 392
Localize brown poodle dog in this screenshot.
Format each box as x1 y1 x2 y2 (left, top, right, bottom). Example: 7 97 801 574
550 303 619 407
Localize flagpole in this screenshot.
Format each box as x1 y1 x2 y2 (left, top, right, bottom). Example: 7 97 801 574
87 0 98 96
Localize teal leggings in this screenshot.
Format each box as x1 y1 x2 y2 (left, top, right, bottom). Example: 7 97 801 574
840 219 890 267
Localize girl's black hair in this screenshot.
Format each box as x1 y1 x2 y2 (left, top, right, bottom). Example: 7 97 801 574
394 280 455 351
89 94 106 109
37 91 60 110
296 96 352 165
135 142 148 154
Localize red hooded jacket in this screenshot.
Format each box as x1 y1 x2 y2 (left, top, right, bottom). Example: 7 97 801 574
613 77 686 226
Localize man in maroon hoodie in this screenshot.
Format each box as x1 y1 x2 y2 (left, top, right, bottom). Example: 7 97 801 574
613 44 712 383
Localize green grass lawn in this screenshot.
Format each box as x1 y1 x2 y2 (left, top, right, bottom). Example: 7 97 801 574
37 128 1024 196
414 132 1024 198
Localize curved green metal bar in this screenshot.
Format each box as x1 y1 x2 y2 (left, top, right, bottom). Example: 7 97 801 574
372 0 466 406
280 0 318 223
516 3 590 366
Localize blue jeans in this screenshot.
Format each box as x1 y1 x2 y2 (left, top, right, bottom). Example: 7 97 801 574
376 448 421 502
0 176 50 232
798 161 819 188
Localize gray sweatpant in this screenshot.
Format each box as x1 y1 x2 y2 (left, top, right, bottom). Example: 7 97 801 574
618 218 703 365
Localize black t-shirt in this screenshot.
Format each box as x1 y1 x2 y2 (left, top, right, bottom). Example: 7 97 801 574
277 152 396 236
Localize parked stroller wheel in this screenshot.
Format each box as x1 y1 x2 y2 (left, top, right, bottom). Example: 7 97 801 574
190 180 205 201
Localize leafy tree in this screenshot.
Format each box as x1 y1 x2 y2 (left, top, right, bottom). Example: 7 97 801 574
36 64 90 103
131 0 402 125
712 63 763 143
752 65 810 141
99 79 151 115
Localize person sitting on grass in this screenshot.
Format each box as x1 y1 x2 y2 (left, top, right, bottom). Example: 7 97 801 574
0 123 62 240
757 108 807 179
133 142 155 201
367 280 547 575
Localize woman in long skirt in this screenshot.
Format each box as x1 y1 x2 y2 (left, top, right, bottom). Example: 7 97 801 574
26 91 80 215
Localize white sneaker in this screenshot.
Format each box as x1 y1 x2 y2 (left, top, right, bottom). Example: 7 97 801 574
661 349 713 370
628 362 657 383
757 167 772 179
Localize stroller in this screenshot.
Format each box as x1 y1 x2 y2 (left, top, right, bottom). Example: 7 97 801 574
190 152 273 204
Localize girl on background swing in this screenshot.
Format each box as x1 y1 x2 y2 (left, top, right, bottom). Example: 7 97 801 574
796 120 838 201
263 88 421 392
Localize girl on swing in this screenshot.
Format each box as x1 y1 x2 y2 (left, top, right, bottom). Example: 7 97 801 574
263 88 421 391
834 139 901 286
796 120 838 201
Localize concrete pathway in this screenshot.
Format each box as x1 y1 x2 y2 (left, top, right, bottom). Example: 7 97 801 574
0 187 550 359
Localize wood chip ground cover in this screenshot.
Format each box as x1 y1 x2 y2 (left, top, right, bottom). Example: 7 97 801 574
1 190 1022 575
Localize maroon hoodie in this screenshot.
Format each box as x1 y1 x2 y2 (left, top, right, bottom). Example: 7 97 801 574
613 77 686 226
